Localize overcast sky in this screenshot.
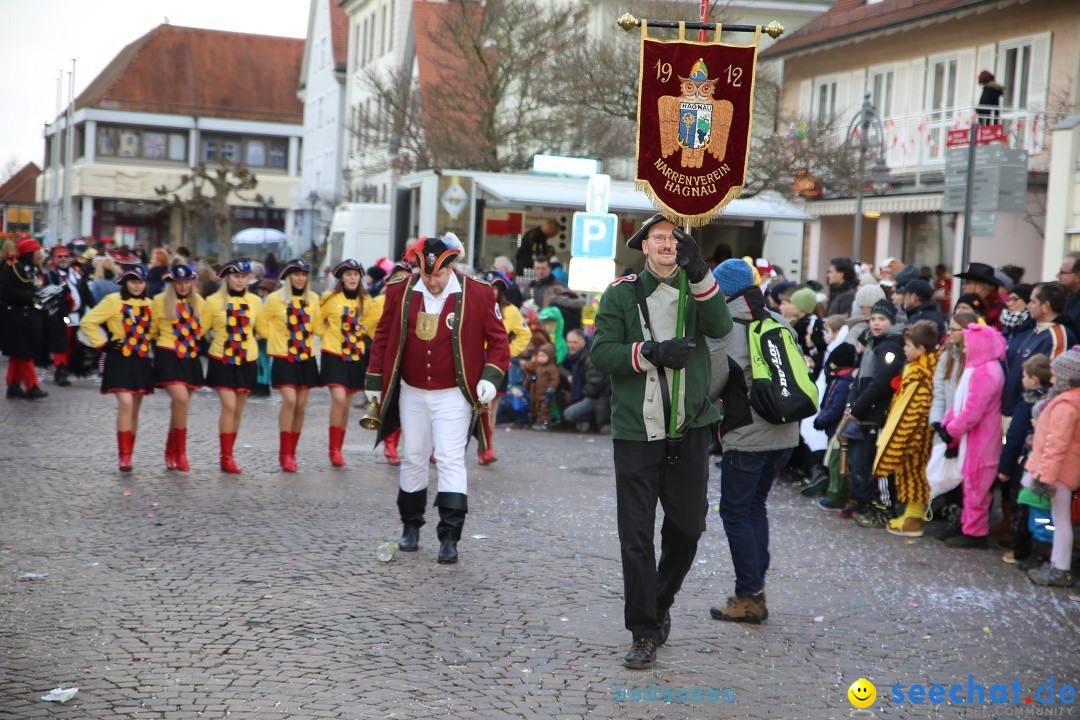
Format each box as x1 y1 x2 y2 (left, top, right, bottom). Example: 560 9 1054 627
0 0 310 175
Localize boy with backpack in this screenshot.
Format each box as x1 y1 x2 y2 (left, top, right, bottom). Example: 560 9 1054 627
845 299 906 528
711 259 804 624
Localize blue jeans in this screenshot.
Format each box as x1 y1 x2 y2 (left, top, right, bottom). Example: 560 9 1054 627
718 448 792 597
562 397 595 424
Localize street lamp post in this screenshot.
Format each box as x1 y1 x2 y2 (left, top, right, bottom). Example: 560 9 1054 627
848 91 886 264
261 196 275 232
307 191 319 259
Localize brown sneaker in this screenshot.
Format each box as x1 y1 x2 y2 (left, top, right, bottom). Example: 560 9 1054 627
710 591 767 624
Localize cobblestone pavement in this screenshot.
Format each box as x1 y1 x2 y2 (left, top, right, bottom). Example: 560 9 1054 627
1 364 1077 719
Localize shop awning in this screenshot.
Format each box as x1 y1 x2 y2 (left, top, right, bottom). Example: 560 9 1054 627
472 174 813 222
805 193 944 217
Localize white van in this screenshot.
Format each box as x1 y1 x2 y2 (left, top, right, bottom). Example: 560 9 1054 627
322 203 393 279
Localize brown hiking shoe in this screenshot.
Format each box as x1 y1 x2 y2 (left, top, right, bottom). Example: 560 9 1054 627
710 591 767 624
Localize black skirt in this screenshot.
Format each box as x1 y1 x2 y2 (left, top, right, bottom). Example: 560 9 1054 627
319 351 367 392
206 358 257 393
153 347 205 389
101 350 154 395
271 356 321 389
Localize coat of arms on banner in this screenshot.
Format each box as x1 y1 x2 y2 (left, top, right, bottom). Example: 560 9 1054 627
635 25 759 226
659 58 734 168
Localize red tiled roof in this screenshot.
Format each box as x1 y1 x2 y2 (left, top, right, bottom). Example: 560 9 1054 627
75 24 303 124
330 1 349 72
0 163 42 204
760 0 996 58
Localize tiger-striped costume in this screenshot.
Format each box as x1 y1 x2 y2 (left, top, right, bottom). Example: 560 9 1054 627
873 350 939 504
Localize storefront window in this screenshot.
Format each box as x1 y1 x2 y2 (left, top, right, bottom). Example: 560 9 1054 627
143 132 167 159
118 130 139 157
97 127 116 156
168 133 186 161
903 212 954 271
245 140 266 166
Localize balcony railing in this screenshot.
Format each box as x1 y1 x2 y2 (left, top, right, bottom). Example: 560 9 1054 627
878 104 1045 174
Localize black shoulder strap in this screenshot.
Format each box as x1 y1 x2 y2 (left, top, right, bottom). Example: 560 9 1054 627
632 277 672 432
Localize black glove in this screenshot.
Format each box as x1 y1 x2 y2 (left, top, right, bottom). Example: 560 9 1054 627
107 339 125 353
641 338 697 370
932 422 954 445
673 228 709 283
944 446 959 459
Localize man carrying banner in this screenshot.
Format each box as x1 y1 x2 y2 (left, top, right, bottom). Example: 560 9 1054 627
592 214 731 669
596 6 779 669
364 234 510 564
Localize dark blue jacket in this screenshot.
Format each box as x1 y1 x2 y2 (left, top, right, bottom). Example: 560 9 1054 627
905 299 946 338
813 368 854 438
850 327 906 427
1000 320 1075 416
998 387 1047 482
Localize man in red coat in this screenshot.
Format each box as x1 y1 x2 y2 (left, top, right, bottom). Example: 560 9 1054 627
365 234 510 563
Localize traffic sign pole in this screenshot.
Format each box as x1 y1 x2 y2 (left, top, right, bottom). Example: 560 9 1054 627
962 123 976 272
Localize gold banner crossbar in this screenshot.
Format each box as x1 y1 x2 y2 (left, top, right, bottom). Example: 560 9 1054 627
617 13 784 39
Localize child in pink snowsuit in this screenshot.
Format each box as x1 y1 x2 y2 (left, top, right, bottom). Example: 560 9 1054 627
940 323 1006 548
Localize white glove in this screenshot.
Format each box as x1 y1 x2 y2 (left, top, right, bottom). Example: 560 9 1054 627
365 389 382 405
476 379 496 404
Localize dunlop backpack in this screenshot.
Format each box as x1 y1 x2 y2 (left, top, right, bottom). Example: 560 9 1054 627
734 316 818 424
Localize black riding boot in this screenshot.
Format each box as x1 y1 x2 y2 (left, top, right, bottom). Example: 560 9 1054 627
397 488 427 551
434 491 468 564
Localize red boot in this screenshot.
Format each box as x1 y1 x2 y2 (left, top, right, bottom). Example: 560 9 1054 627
383 428 401 465
220 432 242 474
291 431 301 469
173 428 190 472
117 431 135 472
477 449 497 466
329 426 346 467
280 431 297 472
165 428 177 470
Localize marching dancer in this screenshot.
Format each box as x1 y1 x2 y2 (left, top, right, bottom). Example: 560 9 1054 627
202 259 268 473
319 259 380 467
79 264 155 471
149 265 205 471
365 235 510 563
1 237 50 399
264 259 322 472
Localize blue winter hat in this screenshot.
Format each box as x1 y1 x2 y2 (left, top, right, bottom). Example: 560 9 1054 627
713 259 755 297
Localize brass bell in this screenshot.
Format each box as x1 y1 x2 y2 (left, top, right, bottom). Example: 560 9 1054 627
359 398 382 430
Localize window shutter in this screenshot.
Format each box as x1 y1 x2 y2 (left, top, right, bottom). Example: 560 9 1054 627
978 43 996 83
836 73 852 119
849 68 867 118
910 59 926 115
957 48 976 115
893 63 909 117
798 79 812 117
1027 32 1051 111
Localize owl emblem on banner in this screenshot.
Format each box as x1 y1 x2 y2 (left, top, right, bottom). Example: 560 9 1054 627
657 58 734 169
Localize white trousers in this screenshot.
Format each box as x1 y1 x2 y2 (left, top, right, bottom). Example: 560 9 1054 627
398 382 471 495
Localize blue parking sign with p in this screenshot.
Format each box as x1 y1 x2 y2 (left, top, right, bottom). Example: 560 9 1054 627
571 212 618 260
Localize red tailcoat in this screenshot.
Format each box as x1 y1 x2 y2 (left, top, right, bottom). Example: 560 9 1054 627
365 273 510 450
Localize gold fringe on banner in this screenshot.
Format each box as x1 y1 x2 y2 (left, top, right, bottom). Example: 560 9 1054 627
633 21 762 228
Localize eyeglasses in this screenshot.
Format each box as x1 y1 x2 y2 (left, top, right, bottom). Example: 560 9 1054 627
647 234 677 245
1057 271 1077 278
948 327 963 332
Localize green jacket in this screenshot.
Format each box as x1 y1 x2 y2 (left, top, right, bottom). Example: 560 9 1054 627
591 268 732 441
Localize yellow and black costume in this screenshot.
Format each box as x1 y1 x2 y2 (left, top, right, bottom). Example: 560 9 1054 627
150 265 205 389
80 265 154 395
264 260 323 389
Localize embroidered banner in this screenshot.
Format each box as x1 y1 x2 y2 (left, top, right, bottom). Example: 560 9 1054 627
635 25 758 225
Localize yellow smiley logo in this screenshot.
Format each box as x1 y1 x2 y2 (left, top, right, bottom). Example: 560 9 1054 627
847 678 876 709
